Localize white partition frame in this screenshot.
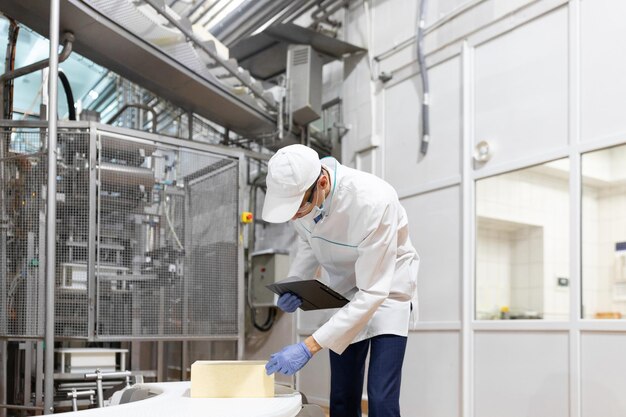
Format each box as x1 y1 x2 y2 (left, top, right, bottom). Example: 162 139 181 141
295 1 626 416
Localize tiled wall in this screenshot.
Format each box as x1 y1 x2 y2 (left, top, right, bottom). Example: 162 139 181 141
590 184 626 317
582 184 601 318
582 145 626 318
476 227 512 319
476 159 626 320
476 166 570 320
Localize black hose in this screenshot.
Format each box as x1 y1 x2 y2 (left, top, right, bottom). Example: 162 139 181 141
251 306 276 332
58 70 76 120
417 0 430 156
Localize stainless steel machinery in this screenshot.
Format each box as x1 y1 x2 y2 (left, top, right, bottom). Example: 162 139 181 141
0 120 244 341
0 120 245 410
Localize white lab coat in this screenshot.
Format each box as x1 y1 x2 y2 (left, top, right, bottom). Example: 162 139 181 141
289 157 419 354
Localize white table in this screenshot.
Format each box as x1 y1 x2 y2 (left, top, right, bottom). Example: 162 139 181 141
55 381 303 417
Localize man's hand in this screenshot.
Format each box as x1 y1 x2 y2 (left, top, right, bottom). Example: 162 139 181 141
276 292 302 313
265 342 312 375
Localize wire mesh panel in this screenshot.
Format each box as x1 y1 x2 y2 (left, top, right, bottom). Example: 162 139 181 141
55 129 92 337
94 134 240 339
0 128 46 338
0 127 91 338
0 123 241 341
184 158 239 337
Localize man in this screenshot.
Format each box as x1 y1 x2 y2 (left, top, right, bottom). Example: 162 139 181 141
262 144 419 417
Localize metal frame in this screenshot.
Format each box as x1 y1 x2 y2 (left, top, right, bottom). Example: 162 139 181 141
88 127 98 339
89 123 245 342
0 119 251 412
460 40 474 417
237 154 246 360
44 1 60 411
0 0 278 138
0 121 271 162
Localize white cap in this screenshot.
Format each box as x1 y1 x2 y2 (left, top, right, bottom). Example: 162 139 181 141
262 144 321 223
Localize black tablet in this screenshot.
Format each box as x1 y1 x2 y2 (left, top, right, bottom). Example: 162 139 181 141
266 278 349 310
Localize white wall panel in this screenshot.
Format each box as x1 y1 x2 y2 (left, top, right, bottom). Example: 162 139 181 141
581 333 626 417
355 147 377 174
474 332 569 417
401 186 461 322
401 332 460 417
371 0 418 57
384 57 461 195
341 55 376 161
473 8 568 168
426 0 468 26
580 0 626 142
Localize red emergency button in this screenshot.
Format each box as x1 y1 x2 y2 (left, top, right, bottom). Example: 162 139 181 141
241 211 254 224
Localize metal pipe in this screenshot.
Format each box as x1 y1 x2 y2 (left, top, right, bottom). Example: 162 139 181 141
84 370 132 380
44 1 60 413
284 0 322 23
67 389 95 412
417 0 430 156
87 126 97 338
188 0 222 23
310 0 348 28
96 377 103 408
0 35 74 415
210 0 260 37
83 370 131 407
237 154 246 360
194 0 233 27
24 341 33 411
181 341 188 380
35 341 44 412
0 404 45 411
0 33 74 83
106 103 157 133
2 19 19 120
0 32 74 121
99 162 156 188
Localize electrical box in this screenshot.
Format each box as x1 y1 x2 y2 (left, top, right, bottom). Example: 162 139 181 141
287 44 322 126
250 250 290 307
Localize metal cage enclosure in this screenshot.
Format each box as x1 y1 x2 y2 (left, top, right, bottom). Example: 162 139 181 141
0 121 243 343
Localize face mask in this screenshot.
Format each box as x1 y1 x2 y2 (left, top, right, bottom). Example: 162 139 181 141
295 187 326 225
312 201 326 223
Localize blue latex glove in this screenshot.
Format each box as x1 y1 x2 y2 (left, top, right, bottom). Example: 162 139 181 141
276 292 302 313
265 342 312 376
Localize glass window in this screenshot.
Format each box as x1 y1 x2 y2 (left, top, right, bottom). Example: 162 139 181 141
582 144 626 319
475 159 570 320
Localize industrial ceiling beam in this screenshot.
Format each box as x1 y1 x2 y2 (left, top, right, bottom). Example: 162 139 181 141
0 0 277 138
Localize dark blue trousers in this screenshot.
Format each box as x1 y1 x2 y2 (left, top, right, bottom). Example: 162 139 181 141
329 334 407 417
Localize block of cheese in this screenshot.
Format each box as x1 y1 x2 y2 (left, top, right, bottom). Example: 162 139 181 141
190 360 274 398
